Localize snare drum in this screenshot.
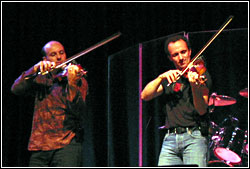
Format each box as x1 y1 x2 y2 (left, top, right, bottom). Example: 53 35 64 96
214 147 242 165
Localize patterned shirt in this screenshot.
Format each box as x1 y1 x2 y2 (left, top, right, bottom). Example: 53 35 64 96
11 66 88 151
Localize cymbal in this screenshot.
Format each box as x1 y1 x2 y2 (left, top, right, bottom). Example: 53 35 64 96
208 93 236 106
239 88 248 98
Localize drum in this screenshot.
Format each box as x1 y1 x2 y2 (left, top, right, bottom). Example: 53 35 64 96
244 144 248 154
208 160 233 167
214 147 242 165
213 125 245 164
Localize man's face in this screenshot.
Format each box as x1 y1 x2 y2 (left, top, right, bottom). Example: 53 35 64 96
43 41 67 66
168 39 191 70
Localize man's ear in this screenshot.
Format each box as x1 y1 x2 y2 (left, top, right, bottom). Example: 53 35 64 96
42 56 47 61
189 49 192 57
168 55 173 62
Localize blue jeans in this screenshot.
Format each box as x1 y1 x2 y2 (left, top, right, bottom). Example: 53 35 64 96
158 129 209 167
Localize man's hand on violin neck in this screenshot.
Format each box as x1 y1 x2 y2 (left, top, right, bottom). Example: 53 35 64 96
67 64 82 87
34 61 56 73
188 71 199 82
187 71 205 86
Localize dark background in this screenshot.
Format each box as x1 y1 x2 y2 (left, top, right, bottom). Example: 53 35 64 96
2 1 248 167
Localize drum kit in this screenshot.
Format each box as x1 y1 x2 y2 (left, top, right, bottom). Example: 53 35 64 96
208 88 248 167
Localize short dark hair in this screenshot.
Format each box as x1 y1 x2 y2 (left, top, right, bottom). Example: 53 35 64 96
164 35 191 56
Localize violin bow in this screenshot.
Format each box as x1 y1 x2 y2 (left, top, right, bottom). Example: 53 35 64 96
55 32 122 70
169 15 234 86
25 32 122 79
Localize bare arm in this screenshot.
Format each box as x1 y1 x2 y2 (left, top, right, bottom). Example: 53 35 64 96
141 70 181 101
187 71 209 115
11 61 56 95
140 76 164 101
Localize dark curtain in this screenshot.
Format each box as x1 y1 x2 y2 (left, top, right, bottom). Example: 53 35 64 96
108 46 139 166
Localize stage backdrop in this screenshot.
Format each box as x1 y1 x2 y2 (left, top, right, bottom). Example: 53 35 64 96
108 45 140 166
107 28 248 166
3 28 247 167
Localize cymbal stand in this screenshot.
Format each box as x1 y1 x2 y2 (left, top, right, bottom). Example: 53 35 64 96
226 127 241 150
209 92 217 113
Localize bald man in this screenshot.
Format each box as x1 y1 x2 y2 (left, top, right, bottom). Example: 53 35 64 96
11 41 88 167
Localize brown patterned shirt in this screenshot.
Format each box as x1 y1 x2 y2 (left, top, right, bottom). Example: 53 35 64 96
11 66 88 151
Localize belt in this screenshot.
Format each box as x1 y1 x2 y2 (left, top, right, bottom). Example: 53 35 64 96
167 126 198 134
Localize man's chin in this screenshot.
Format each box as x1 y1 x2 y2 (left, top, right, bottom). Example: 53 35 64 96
179 65 187 70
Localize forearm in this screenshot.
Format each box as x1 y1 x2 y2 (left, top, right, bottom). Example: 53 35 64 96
11 66 36 95
141 76 163 101
191 84 209 115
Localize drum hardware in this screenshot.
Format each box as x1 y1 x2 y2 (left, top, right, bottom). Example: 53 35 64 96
208 160 234 167
241 130 248 155
227 127 241 149
209 114 239 146
210 121 218 128
219 115 239 127
208 89 247 166
210 125 244 166
236 130 248 167
210 127 226 148
209 120 227 150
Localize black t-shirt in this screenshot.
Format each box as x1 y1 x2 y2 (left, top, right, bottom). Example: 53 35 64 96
161 71 212 128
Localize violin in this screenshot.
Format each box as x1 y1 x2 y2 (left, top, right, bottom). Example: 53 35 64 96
184 57 207 85
167 15 233 87
54 63 88 81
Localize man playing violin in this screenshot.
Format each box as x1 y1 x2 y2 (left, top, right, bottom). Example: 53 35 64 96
11 41 88 167
141 35 212 167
